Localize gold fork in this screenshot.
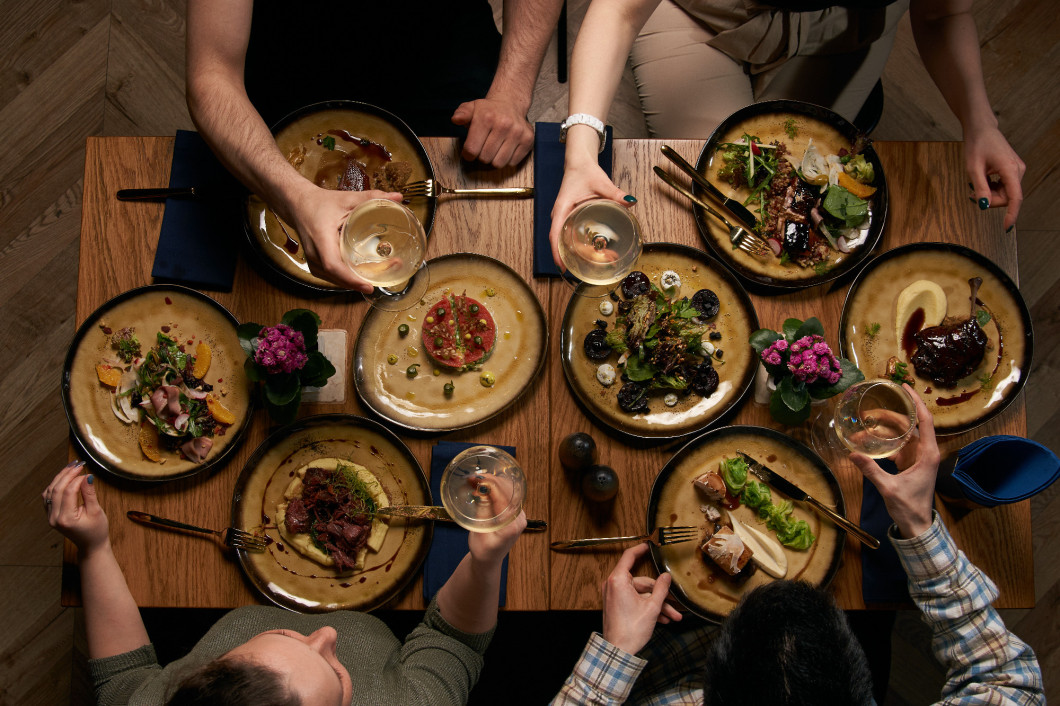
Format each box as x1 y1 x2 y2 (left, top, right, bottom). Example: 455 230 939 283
549 525 698 550
127 511 268 552
401 178 533 198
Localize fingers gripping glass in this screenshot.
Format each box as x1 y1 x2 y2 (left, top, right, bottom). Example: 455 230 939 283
440 446 526 532
340 199 430 311
812 380 918 462
558 199 642 298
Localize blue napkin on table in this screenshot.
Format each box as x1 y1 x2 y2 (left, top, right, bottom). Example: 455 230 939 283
860 458 917 603
150 130 243 291
532 121 614 277
422 441 514 606
941 435 1060 507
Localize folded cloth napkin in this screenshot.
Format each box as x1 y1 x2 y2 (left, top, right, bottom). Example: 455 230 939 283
860 458 917 603
941 435 1060 507
422 441 513 605
151 130 243 291
532 121 614 278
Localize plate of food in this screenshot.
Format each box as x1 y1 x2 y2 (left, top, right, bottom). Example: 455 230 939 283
245 100 436 292
840 242 1033 435
353 253 548 432
61 285 253 481
560 243 758 439
693 100 887 289
231 414 432 612
649 425 846 623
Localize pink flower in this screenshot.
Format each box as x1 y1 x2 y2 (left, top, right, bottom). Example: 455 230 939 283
255 324 308 374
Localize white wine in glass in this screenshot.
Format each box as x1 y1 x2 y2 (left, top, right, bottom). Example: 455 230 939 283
340 198 429 310
558 199 642 296
833 380 918 459
440 446 526 533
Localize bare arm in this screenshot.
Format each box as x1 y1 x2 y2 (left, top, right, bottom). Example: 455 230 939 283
452 0 565 167
910 0 1025 230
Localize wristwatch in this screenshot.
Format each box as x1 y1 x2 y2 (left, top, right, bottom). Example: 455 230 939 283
560 113 607 152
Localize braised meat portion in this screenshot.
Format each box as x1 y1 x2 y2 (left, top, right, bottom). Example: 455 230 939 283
911 277 987 388
286 466 373 572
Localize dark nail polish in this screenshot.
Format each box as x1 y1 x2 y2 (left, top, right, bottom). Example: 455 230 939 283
87 475 94 485
1006 225 1014 233
968 197 976 204
968 183 974 190
978 198 990 210
623 195 637 204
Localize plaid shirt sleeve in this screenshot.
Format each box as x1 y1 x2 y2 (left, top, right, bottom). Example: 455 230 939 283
550 632 647 706
891 513 1044 706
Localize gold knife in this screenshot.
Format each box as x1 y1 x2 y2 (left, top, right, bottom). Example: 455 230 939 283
374 505 547 532
736 451 880 549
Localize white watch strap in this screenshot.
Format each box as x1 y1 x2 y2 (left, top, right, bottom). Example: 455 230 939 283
560 113 607 152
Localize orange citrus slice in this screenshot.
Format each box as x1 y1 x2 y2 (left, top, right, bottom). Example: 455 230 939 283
191 341 211 379
138 423 162 462
206 395 237 425
96 364 122 387
837 171 877 199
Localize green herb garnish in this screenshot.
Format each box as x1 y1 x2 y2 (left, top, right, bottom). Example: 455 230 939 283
784 118 798 140
978 373 994 390
814 261 834 276
866 322 881 338
322 135 336 150
779 251 791 266
976 309 991 327
890 361 911 384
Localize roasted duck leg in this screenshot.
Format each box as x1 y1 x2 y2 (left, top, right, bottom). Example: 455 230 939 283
910 277 987 388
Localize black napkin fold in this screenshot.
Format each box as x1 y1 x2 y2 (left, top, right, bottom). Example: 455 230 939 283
422 441 513 605
151 130 243 291
532 122 614 278
860 458 921 603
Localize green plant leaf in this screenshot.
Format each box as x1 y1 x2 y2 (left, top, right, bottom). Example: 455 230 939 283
300 351 336 388
782 318 804 342
264 372 301 406
793 317 825 341
749 328 782 355
243 357 263 383
281 309 321 350
769 386 811 425
237 322 263 357
809 357 865 399
778 375 810 411
624 352 657 382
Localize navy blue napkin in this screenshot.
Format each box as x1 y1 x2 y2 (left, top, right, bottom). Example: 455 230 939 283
151 130 242 291
532 122 614 277
860 459 917 603
422 441 514 605
944 435 1060 507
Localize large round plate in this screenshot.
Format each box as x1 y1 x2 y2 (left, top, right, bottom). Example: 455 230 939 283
61 285 253 482
245 100 436 293
649 425 846 623
231 414 432 612
694 100 887 290
560 243 758 439
354 253 548 432
840 242 1033 435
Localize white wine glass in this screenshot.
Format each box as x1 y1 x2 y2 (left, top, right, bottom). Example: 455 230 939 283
340 198 430 311
440 446 526 533
812 379 918 463
558 198 642 298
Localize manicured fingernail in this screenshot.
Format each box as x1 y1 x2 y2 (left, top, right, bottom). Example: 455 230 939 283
623 195 637 204
1006 225 1014 233
978 198 990 210
87 475 94 485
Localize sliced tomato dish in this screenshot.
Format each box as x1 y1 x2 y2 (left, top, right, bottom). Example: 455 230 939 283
422 292 496 370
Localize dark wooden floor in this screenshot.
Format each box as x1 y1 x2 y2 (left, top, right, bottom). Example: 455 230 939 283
0 1 1055 703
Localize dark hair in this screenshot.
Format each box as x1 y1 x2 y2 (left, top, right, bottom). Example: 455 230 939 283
165 657 300 706
703 581 874 706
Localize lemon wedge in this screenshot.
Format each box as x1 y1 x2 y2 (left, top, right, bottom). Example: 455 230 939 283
895 280 947 344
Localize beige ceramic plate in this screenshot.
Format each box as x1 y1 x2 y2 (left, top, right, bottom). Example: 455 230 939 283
353 253 548 432
650 426 845 623
693 100 886 289
245 101 435 292
840 243 1032 435
62 285 253 481
232 414 432 613
560 243 758 439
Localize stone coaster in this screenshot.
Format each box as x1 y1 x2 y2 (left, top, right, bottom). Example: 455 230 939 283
302 329 346 404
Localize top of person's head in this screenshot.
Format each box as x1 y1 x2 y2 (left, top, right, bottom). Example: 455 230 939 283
702 580 874 706
165 657 299 706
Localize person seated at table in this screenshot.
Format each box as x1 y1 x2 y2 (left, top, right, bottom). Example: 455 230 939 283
550 388 1043 705
185 0 563 292
548 0 1024 268
43 461 526 705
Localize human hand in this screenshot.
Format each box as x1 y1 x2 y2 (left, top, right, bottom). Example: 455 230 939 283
286 186 404 293
850 384 940 539
468 510 527 566
451 97 534 168
43 461 110 555
548 157 632 269
601 543 681 655
964 123 1025 231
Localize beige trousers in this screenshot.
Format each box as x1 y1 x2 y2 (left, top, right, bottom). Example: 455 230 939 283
629 0 909 137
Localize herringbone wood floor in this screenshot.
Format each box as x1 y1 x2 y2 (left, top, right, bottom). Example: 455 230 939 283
0 1 1055 704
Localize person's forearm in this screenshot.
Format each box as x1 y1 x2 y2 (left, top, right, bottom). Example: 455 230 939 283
435 553 504 634
489 0 566 115
79 542 150 659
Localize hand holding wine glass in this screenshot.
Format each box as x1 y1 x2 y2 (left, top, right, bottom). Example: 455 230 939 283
339 198 430 311
557 198 642 298
440 446 526 533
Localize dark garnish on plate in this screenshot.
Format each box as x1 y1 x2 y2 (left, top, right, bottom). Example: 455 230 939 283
621 271 651 299
617 381 650 413
583 328 612 360
691 289 720 319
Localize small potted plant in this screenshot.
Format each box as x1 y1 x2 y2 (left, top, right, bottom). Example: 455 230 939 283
238 309 336 425
750 317 863 425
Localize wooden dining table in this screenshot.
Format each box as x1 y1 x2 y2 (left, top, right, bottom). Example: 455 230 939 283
64 135 1034 612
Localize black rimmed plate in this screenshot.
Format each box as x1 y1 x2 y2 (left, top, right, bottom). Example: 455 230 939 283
648 425 846 623
231 414 432 613
244 100 436 293
353 253 548 433
560 243 758 440
61 285 253 482
839 242 1033 435
692 99 887 291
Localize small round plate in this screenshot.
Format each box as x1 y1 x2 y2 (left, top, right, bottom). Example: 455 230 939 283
231 414 432 613
560 243 758 439
61 285 253 482
839 242 1033 435
244 100 436 293
693 99 887 290
648 425 846 623
354 253 548 433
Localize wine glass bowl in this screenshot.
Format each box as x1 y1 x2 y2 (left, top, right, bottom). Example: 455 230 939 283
340 198 430 310
558 199 642 297
440 446 526 533
821 380 918 460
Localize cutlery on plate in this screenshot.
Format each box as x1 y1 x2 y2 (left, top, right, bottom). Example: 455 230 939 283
400 179 533 198
736 451 880 549
660 144 758 229
550 525 698 550
127 510 267 552
374 505 547 532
